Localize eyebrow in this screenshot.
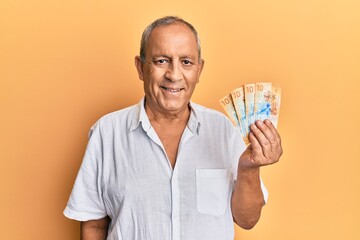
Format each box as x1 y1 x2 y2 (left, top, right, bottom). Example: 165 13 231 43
180 55 196 59
152 54 196 60
152 54 171 59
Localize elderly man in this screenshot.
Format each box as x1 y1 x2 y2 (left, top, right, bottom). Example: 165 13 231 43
64 16 282 240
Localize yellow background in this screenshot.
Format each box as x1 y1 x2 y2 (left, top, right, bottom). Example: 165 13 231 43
1 0 359 239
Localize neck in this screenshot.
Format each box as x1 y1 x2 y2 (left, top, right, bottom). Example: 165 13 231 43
145 102 191 125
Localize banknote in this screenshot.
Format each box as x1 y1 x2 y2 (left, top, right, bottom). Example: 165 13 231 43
254 82 272 121
244 83 256 133
220 82 281 145
219 94 240 128
269 85 281 128
231 87 249 144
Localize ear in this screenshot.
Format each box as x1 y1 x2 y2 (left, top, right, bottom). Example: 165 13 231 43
196 59 205 83
135 56 144 81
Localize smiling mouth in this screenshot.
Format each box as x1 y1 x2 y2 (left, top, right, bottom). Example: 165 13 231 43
160 86 184 93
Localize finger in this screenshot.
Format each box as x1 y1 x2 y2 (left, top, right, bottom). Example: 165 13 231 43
256 120 278 150
250 123 272 159
264 119 281 141
248 131 263 163
263 119 283 159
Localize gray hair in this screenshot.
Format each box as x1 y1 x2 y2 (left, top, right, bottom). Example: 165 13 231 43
139 16 202 63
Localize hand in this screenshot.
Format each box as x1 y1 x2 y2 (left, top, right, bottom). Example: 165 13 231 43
239 119 283 169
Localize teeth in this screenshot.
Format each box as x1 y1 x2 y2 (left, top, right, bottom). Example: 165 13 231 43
162 87 182 92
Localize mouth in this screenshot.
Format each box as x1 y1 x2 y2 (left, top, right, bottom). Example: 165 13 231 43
160 86 184 93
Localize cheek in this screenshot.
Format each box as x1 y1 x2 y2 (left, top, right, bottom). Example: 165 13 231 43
148 68 166 83
185 72 200 86
144 71 163 93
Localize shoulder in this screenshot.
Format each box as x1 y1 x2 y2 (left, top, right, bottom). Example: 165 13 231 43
88 103 139 138
191 102 234 128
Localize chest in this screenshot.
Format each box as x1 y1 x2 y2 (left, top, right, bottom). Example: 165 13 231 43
152 123 187 169
101 125 237 193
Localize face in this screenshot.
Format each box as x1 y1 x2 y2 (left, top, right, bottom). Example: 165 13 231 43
135 23 204 116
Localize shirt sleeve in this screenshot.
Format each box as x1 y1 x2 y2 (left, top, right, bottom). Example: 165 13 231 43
63 122 107 221
228 123 269 203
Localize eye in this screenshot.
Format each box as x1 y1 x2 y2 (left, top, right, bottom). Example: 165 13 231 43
155 59 168 64
182 60 193 65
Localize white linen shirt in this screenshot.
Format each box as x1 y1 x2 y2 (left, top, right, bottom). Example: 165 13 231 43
64 98 268 240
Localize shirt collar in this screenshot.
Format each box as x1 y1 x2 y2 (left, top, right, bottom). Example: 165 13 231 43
129 97 149 132
187 101 201 135
129 97 201 135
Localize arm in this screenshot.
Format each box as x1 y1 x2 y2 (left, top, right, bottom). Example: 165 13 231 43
231 167 264 229
231 119 283 229
81 217 110 240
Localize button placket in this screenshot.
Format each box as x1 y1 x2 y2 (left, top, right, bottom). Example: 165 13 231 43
171 169 180 240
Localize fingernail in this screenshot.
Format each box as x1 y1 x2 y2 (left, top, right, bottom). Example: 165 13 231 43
264 119 271 125
256 120 263 125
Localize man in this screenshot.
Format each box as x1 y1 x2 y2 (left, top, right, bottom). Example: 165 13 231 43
64 16 282 240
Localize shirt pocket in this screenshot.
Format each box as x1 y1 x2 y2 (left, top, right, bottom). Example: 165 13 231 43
196 168 232 216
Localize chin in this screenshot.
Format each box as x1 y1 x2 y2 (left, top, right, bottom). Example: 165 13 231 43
161 101 187 112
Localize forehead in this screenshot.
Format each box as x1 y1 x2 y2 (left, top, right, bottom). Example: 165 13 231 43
146 23 198 57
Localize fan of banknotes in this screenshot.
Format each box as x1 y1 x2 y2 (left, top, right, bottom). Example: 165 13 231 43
219 82 281 145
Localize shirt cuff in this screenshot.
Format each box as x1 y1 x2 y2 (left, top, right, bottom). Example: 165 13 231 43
63 205 107 222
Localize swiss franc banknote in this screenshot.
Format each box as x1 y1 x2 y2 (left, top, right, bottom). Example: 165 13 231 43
269 85 281 128
219 94 240 128
231 87 249 144
254 82 272 121
220 82 281 145
244 83 256 133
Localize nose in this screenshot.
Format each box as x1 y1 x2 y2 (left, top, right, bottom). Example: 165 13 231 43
165 61 182 82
